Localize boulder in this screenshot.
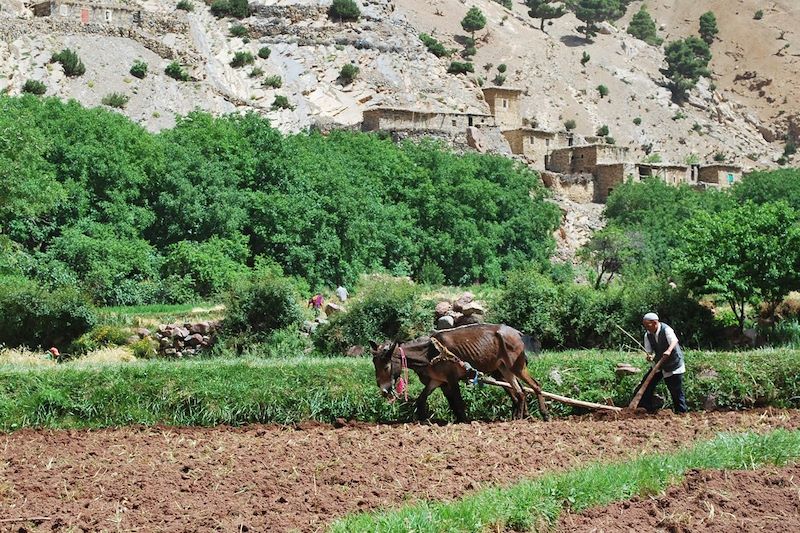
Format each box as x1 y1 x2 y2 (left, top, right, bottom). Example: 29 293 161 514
324 302 343 315
460 301 485 317
126 335 141 345
187 334 204 347
434 301 452 317
134 327 151 338
452 292 474 312
190 321 212 335
436 315 455 330
346 345 365 357
453 314 480 327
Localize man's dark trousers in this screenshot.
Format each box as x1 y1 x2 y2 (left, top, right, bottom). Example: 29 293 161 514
634 370 688 413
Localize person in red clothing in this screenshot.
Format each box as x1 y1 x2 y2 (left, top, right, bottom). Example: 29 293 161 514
308 293 324 317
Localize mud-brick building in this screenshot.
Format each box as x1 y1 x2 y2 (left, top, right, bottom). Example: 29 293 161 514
501 128 574 170
30 0 142 26
594 163 637 202
361 107 495 135
697 164 742 188
546 144 630 175
637 163 691 186
481 86 523 130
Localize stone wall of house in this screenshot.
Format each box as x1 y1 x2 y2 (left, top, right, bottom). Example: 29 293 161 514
698 165 741 188
542 172 595 203
362 108 494 136
595 163 636 202
483 89 521 130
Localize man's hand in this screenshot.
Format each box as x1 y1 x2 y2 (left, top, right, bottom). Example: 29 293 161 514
646 353 654 362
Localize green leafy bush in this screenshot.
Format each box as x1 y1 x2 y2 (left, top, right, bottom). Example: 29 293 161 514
176 0 193 11
633 117 642 126
262 74 282 88
223 271 305 341
564 119 576 130
580 51 590 66
0 275 96 349
339 63 360 84
627 5 663 46
161 236 249 297
597 84 609 98
230 51 254 68
596 124 609 136
70 324 131 354
497 63 507 73
249 67 264 78
314 277 433 355
419 33 450 57
51 48 85 77
130 60 148 79
258 46 271 59
210 0 248 18
22 80 46 95
447 61 474 74
101 92 130 109
165 61 189 81
754 10 763 20
329 0 360 21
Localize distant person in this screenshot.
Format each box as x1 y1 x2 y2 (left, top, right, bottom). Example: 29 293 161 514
46 347 60 362
308 293 324 317
335 285 348 302
633 312 688 414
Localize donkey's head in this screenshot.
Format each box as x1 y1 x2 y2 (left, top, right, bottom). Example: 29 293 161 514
369 340 398 399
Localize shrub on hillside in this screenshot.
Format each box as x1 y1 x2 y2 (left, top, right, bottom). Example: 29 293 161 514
165 61 189 81
314 277 433 355
596 124 609 136
419 33 450 57
447 61 474 74
51 48 85 77
22 80 46 95
262 75 282 88
271 95 292 110
258 46 271 59
70 324 130 354
230 51 254 68
0 275 96 349
210 0 248 18
597 84 609 98
101 92 130 109
329 0 360 21
176 0 193 11
339 63 359 84
564 119 576 130
229 24 249 38
130 60 148 79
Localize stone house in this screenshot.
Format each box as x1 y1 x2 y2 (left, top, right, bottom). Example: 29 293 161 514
501 128 573 170
697 164 742 188
30 0 142 26
481 86 523 130
594 163 638 202
637 163 691 186
361 107 495 136
546 144 630 174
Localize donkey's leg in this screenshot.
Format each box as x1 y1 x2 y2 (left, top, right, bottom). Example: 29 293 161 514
442 381 468 423
496 366 527 420
515 365 550 422
416 378 440 422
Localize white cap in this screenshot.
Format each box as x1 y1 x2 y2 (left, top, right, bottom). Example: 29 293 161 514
642 312 659 321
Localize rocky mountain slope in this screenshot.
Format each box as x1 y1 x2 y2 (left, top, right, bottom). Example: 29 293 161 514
1 0 796 168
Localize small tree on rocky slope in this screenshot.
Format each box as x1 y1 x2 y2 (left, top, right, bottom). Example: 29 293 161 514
568 0 624 40
461 6 487 40
699 11 719 45
526 0 567 32
662 36 712 102
627 5 662 46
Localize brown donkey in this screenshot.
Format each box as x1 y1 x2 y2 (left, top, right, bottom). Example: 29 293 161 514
370 323 549 422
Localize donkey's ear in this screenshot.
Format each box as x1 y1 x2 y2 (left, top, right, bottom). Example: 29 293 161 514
369 340 379 351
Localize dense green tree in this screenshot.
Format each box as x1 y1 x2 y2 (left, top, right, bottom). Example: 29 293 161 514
699 11 719 45
674 202 800 329
329 0 360 21
461 6 487 40
567 0 624 39
732 168 800 210
579 226 637 288
627 5 662 46
662 36 712 101
526 0 567 31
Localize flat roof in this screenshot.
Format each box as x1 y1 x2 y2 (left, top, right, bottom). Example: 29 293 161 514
481 86 524 94
363 107 493 118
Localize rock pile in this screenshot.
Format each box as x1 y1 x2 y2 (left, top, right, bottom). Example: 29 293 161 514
130 321 219 358
434 292 486 330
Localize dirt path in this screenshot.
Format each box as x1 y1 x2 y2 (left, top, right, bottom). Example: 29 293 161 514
557 464 800 532
1 410 798 532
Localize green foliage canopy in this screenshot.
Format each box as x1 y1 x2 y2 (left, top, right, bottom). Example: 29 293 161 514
663 36 712 101
526 0 567 31
699 11 719 45
627 5 662 46
461 6 487 39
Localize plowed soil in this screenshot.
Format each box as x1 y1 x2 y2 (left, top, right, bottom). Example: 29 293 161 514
1 409 798 532
557 464 800 532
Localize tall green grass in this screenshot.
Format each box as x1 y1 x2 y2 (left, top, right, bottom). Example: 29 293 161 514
1 350 799 431
330 429 800 532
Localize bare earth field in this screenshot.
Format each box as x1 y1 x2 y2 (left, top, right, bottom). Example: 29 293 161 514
1 410 798 532
558 464 800 532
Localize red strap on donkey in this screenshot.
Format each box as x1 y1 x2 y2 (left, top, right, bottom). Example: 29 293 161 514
395 345 409 401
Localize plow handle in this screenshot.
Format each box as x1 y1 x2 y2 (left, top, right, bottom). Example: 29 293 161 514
627 357 667 410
